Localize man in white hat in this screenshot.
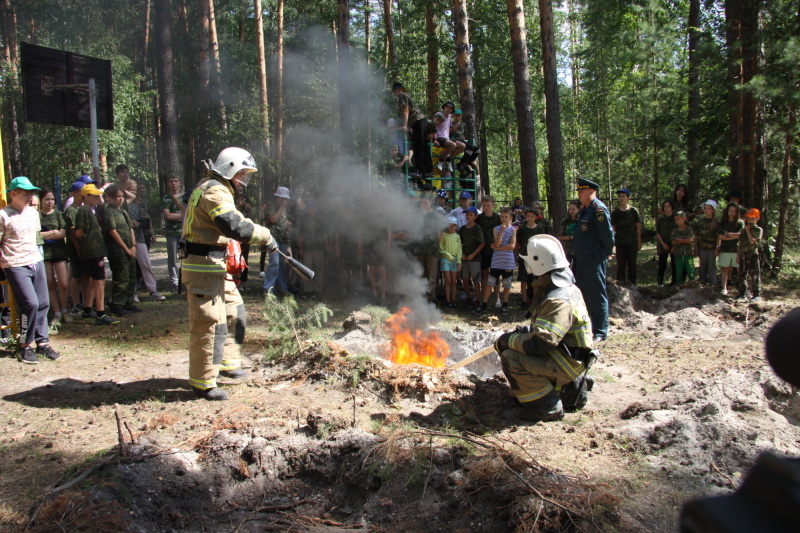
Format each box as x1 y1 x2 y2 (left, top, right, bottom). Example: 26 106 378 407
262 186 292 296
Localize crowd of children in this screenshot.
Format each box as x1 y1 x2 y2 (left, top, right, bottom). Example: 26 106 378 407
650 187 762 300
0 166 177 364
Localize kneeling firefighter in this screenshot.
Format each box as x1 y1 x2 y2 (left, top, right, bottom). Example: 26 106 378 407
182 147 277 401
494 234 598 422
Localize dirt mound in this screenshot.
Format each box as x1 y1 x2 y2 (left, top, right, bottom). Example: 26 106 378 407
619 367 800 488
105 428 619 532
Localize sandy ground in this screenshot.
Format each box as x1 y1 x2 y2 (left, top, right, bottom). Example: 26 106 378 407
0 255 798 532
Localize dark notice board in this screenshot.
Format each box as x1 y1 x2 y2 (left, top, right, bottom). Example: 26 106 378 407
20 42 113 130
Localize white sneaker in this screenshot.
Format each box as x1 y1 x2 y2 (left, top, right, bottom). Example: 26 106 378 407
132 293 140 303
494 299 502 309
259 271 266 278
61 311 73 323
721 289 728 296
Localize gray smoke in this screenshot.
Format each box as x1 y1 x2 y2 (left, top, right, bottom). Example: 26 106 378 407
262 27 450 327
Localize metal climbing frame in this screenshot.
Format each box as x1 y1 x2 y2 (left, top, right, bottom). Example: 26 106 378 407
403 141 478 209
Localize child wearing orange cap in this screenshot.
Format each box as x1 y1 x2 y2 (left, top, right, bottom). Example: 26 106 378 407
737 208 762 301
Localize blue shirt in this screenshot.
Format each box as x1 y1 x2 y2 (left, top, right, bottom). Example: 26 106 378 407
573 198 614 257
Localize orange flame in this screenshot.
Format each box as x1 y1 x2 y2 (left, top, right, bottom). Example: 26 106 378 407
385 307 450 368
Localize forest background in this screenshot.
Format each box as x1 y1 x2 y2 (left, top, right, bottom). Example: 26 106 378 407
0 0 798 271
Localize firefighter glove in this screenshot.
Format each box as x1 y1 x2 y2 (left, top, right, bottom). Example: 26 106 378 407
494 331 515 354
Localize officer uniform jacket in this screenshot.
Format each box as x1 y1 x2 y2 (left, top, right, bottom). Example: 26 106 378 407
573 198 614 258
182 176 273 276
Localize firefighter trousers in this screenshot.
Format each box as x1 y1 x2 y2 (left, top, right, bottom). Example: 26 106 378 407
183 268 247 390
500 348 584 404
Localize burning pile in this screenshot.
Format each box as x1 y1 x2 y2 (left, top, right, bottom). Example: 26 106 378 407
384 307 450 368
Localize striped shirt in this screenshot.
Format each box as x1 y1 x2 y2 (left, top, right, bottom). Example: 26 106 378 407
490 225 516 270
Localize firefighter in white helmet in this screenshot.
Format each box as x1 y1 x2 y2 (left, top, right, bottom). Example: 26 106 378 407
182 147 277 401
494 234 595 422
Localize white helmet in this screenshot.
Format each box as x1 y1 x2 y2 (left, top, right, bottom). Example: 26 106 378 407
520 234 570 276
208 147 257 185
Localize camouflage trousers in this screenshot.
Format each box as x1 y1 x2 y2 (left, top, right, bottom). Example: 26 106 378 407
739 253 761 297
108 251 136 307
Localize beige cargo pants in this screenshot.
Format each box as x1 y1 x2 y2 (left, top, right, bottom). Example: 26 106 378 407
183 265 246 390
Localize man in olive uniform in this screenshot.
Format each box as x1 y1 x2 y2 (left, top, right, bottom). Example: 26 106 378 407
183 147 277 401
494 235 594 423
391 82 433 176
572 178 615 342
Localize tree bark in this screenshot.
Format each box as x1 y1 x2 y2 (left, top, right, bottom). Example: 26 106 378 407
338 0 354 153
383 0 397 81
204 0 228 134
254 0 270 156
453 0 476 141
1 0 21 177
154 0 184 183
538 0 566 230
725 0 765 211
198 0 212 157
687 0 700 206
773 106 795 271
425 2 439 116
364 0 371 63
276 0 285 163
505 0 538 205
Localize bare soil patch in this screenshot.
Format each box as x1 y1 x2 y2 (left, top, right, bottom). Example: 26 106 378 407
1 281 798 532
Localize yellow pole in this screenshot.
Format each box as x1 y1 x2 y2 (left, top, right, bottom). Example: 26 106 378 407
0 128 20 340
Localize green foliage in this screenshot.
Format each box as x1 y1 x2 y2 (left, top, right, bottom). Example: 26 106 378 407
261 292 332 360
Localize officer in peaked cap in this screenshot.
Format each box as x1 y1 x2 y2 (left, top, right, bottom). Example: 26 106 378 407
572 178 615 342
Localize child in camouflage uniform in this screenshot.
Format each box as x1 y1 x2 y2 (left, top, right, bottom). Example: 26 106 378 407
670 211 695 284
737 208 763 301
693 199 719 286
656 200 677 286
103 185 140 317
610 188 641 285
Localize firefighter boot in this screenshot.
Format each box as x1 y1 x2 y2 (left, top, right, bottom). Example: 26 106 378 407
514 389 564 424
192 387 229 401
219 368 249 379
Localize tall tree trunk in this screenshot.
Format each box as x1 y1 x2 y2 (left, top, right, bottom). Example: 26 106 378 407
538 0 566 229
383 0 397 81
204 0 228 134
338 0 354 154
276 0 285 163
254 0 270 156
726 0 765 211
364 0 371 63
453 0 476 141
154 0 183 183
139 0 152 142
1 0 21 177
473 30 487 193
198 0 212 157
568 0 582 176
687 0 701 206
425 2 439 116
773 105 795 272
505 0 538 204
